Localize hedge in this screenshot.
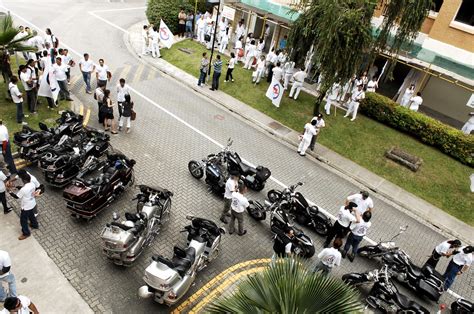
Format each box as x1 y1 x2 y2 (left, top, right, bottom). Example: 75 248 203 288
360 93 474 167
146 0 194 34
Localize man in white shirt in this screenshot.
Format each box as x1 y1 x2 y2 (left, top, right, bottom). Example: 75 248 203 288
409 92 423 112
346 191 374 215
253 55 266 84
60 49 74 84
95 58 111 88
53 57 72 101
234 19 246 44
344 84 365 121
266 50 280 83
0 121 17 175
0 165 13 214
272 62 284 83
297 120 317 156
229 181 249 236
314 239 343 275
325 82 341 115
424 239 461 269
18 62 37 114
2 295 39 314
16 169 44 217
443 245 473 290
197 15 206 43
8 76 27 124
150 27 161 59
342 211 371 262
116 78 131 119
323 202 357 248
289 68 307 100
283 61 295 90
78 53 95 94
141 25 150 55
220 172 239 223
309 114 325 151
0 250 17 302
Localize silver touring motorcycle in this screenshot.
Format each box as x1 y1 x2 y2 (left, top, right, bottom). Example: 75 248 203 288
100 185 173 266
138 216 225 306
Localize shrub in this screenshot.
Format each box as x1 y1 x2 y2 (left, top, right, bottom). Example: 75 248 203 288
360 93 474 166
146 0 194 34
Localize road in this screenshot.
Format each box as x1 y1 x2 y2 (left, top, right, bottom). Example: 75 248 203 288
1 0 471 313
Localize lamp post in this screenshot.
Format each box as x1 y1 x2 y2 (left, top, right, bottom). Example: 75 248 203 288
207 0 221 75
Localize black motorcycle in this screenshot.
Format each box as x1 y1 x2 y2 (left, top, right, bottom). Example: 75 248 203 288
267 182 331 236
357 225 408 258
343 265 429 313
247 199 315 258
451 298 474 314
188 149 228 196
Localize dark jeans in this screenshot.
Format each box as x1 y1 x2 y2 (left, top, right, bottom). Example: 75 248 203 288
344 232 364 255
57 80 71 100
443 260 462 290
220 198 232 221
26 89 37 113
267 64 275 83
309 134 319 151
0 191 8 211
212 71 221 90
324 220 349 247
178 24 185 37
117 102 123 118
66 69 71 81
20 208 38 236
197 70 207 86
46 97 55 108
98 79 107 89
225 68 234 81
15 102 24 123
424 249 442 269
82 71 91 92
2 141 17 174
313 261 331 276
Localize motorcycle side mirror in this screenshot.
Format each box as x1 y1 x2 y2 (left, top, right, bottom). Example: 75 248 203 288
219 227 226 235
185 215 194 220
227 138 233 146
298 182 304 186
112 212 120 221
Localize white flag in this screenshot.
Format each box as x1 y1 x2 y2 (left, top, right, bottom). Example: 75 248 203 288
159 19 175 49
38 63 60 102
265 79 284 107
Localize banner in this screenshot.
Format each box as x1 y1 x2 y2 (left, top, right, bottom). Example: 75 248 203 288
37 63 59 102
265 79 284 108
159 19 175 49
222 6 236 20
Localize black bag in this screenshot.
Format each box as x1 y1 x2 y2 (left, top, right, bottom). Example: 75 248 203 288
204 34 211 42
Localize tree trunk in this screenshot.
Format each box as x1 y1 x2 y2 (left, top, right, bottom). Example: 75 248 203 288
313 83 331 115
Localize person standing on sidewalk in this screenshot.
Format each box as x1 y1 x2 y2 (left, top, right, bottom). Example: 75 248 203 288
102 89 118 134
197 52 209 87
346 191 374 215
79 53 95 94
443 245 472 290
224 52 236 83
309 114 325 151
0 250 17 302
313 239 343 276
53 57 73 102
0 164 13 214
0 121 17 176
272 226 294 261
2 295 39 314
118 94 134 134
94 83 106 126
344 84 365 121
18 65 37 115
342 211 371 262
210 55 223 91
150 27 161 59
220 172 239 223
8 76 27 124
297 119 317 157
16 169 44 218
424 239 462 269
323 202 357 248
229 181 249 236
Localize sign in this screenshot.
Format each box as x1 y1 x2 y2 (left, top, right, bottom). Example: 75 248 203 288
222 5 236 20
38 64 60 102
159 19 175 49
265 79 284 108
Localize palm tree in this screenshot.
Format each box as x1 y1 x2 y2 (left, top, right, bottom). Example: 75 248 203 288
0 12 35 53
207 258 363 313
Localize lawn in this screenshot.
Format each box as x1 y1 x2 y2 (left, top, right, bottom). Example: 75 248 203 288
160 39 473 225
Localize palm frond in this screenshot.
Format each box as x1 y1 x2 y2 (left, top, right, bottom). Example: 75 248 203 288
0 13 36 53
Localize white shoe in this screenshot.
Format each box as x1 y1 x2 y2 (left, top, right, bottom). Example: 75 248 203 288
343 115 349 118
350 118 356 121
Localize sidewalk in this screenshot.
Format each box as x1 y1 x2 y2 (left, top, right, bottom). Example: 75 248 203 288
0 211 93 313
125 22 473 244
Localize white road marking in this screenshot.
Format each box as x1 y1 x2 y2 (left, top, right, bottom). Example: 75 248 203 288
89 7 146 13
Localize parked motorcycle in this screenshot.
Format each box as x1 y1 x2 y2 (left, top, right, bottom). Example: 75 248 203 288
63 153 135 220
247 199 315 258
357 225 408 258
342 265 429 313
100 185 173 266
451 298 474 313
188 138 271 192
138 216 225 306
267 182 332 236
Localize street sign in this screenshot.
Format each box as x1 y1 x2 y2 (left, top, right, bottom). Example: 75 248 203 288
222 5 236 20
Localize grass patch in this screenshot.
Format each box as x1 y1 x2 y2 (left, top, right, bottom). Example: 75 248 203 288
160 39 473 225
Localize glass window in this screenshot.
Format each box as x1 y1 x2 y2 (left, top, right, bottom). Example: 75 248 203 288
454 0 474 26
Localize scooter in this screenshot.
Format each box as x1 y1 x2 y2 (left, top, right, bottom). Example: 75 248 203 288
342 265 429 313
267 182 332 236
247 199 315 258
451 298 474 313
357 225 408 258
138 216 225 306
100 185 173 266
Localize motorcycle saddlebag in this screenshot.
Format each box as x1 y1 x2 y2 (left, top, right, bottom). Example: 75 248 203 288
256 166 271 181
418 279 441 302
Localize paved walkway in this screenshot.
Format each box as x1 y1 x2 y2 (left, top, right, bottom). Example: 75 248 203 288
127 21 473 244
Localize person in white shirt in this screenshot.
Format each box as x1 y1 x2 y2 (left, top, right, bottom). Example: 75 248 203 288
53 57 72 101
344 84 365 121
78 53 95 94
253 55 266 84
443 245 473 290
409 92 423 112
256 38 265 59
234 20 246 44
2 295 39 314
95 58 111 88
314 239 343 275
8 172 39 240
289 68 307 100
265 49 276 77
283 61 295 90
272 226 294 261
16 169 43 217
424 239 461 269
220 172 239 223
44 28 58 49
197 15 206 43
0 167 13 214
141 25 150 55
244 33 253 61
272 62 283 83
297 120 317 156
309 114 325 151
243 40 257 70
342 211 372 262
346 191 374 215
323 202 358 248
461 112 474 135
400 84 415 107
219 27 230 54
234 36 243 63
366 76 378 92
0 121 17 175
116 78 131 119
266 50 280 83
325 82 341 115
150 26 161 58
8 76 27 124
217 17 227 43
60 49 74 84
0 250 17 302
224 52 236 83
18 62 37 114
229 181 249 236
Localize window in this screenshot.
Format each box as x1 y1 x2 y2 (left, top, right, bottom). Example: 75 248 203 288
454 0 474 26
430 0 443 13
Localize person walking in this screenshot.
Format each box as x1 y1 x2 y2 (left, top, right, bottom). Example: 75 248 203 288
272 226 294 261
7 172 39 240
228 181 249 236
443 245 472 290
8 76 27 124
210 55 223 91
102 89 118 134
2 295 39 314
79 53 95 94
16 169 44 217
344 83 365 121
324 82 341 115
220 171 239 223
53 57 73 101
313 239 343 276
150 26 161 58
252 55 266 84
0 250 17 302
178 9 187 38
0 165 13 214
424 239 462 269
297 119 317 157
342 211 371 262
95 59 111 88
94 83 106 126
323 202 358 248
400 84 415 107
283 61 295 90
197 52 209 87
224 52 236 83
409 92 423 112
346 191 374 215
118 94 134 134
61 49 74 85
309 114 325 151
289 67 307 100
0 121 17 175
116 78 131 120
243 40 257 70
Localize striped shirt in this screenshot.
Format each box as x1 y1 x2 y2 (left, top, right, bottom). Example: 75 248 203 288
213 60 223 73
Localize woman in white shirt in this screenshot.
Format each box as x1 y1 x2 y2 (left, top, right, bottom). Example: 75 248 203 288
424 239 461 269
224 52 236 83
243 40 257 70
234 36 243 63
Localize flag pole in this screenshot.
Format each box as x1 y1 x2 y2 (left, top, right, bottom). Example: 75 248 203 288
208 0 221 75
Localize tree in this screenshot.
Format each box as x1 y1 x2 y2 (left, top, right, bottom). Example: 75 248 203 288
288 0 432 115
146 0 194 34
207 258 363 313
0 13 35 54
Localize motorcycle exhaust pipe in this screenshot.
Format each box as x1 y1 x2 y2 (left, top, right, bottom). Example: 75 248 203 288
138 286 153 299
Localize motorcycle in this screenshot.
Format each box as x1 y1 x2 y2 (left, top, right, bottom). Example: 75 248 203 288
266 182 332 236
357 225 408 258
100 185 173 266
247 199 315 258
63 153 135 220
188 138 271 193
451 298 474 313
342 265 429 313
381 249 444 302
138 216 225 306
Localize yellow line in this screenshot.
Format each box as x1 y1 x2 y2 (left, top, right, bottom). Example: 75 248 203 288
83 108 91 126
132 64 144 83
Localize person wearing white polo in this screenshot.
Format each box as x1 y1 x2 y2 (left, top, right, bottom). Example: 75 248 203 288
346 191 374 215
297 120 317 156
409 92 423 112
313 239 343 276
78 53 95 94
229 181 249 236
0 250 17 302
289 68 307 100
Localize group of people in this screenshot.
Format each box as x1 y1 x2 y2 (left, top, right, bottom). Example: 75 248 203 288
141 23 161 58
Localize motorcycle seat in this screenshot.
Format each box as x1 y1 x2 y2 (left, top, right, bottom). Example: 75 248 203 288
421 265 444 281
125 212 141 222
394 293 416 310
172 247 196 277
110 221 133 231
239 161 256 175
409 262 422 277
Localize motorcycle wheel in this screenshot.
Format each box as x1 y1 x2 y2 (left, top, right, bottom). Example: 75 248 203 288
249 178 265 191
299 244 315 258
188 160 204 179
267 190 281 203
357 247 372 258
313 221 329 236
247 205 266 221
160 199 171 226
